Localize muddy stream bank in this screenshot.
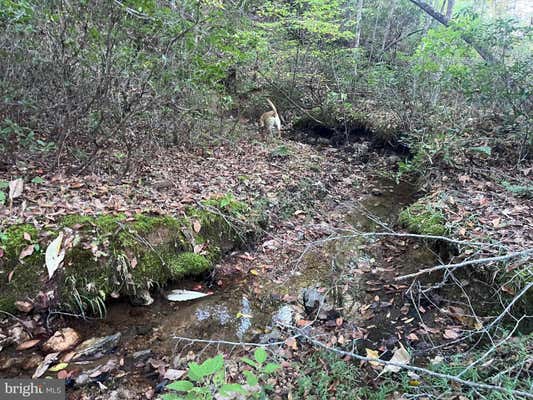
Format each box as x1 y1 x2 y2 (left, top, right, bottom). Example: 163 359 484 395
2 174 457 396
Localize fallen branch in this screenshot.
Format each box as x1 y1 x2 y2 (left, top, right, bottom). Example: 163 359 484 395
173 336 289 348
395 249 533 281
292 326 533 399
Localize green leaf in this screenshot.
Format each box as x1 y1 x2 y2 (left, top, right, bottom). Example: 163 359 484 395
0 191 5 205
220 198 230 207
262 363 280 374
0 181 8 189
167 380 194 392
243 370 259 386
160 394 184 400
254 348 267 364
241 357 257 368
48 362 68 372
188 387 211 400
31 176 45 184
219 384 246 396
213 368 225 386
187 363 204 382
200 354 224 375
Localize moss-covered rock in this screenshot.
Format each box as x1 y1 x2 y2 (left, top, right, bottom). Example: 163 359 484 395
399 201 448 236
0 196 259 315
169 252 211 280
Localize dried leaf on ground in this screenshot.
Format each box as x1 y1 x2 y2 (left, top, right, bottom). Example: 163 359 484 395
378 343 410 376
166 289 210 302
9 178 24 201
45 232 65 279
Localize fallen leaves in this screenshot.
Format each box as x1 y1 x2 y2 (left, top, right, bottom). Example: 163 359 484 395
33 352 59 378
8 178 24 206
365 348 380 367
192 220 202 233
15 300 34 313
378 343 410 376
19 245 35 260
443 328 461 340
16 339 41 351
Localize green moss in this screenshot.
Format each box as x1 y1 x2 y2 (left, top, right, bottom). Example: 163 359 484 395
130 214 182 234
200 193 248 215
61 213 126 234
60 247 113 316
399 201 447 236
168 252 211 280
1 224 39 258
1 195 258 315
0 224 44 313
129 247 172 290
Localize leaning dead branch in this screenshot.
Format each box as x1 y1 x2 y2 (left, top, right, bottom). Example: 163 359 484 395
395 249 533 281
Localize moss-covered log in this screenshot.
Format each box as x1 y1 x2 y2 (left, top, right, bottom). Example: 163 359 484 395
0 195 258 315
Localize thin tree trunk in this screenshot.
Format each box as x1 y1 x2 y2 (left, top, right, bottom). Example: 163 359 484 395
354 0 364 48
354 0 364 76
446 0 454 19
381 0 397 51
368 5 379 62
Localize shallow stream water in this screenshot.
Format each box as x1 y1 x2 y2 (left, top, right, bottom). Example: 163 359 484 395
2 176 444 388
69 177 440 361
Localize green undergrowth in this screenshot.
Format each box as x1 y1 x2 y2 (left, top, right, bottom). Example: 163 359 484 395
295 335 532 399
0 194 258 315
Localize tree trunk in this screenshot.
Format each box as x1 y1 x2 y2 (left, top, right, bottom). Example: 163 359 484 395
445 0 454 19
381 0 397 52
407 0 497 64
354 0 364 48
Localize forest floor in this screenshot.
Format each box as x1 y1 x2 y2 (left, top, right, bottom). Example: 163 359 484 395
0 131 532 399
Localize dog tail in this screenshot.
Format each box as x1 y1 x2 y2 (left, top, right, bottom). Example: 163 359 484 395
266 99 281 131
266 98 278 117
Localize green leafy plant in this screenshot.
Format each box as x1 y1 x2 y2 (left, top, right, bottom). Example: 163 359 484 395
163 349 279 400
240 347 280 398
270 145 291 158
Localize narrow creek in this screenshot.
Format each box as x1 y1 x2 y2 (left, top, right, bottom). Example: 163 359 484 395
2 174 447 392
74 177 433 340
63 177 441 381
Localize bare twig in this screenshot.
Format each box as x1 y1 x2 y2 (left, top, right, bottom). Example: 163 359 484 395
291 325 533 399
395 249 533 281
173 335 289 348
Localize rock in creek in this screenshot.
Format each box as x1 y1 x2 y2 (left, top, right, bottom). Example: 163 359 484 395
272 305 294 326
130 289 154 306
301 286 325 314
72 333 121 360
42 327 80 353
